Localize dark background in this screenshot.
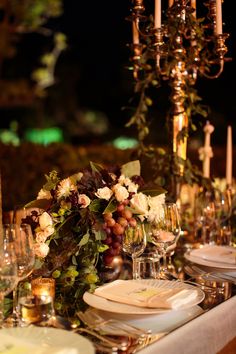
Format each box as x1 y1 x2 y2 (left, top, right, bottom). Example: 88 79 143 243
0 0 235 146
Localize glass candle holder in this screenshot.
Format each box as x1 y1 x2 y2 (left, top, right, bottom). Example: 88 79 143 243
31 278 55 298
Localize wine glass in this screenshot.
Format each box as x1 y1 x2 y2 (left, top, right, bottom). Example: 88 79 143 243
0 239 18 327
194 190 216 244
214 188 232 245
149 202 181 278
4 223 35 326
122 222 147 279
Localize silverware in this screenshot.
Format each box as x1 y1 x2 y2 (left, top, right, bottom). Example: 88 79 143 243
184 264 236 284
77 309 151 339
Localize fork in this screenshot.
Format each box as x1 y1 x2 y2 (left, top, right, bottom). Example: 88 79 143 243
77 309 151 340
184 264 236 284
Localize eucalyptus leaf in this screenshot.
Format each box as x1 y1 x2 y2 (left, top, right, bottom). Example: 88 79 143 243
89 199 104 213
90 161 103 173
79 232 90 246
141 187 167 196
72 255 78 266
121 160 141 177
24 198 51 209
98 244 109 252
103 198 117 214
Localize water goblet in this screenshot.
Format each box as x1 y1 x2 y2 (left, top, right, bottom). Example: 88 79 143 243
149 202 181 279
4 223 35 326
194 190 216 244
0 241 18 327
122 222 147 279
214 188 232 245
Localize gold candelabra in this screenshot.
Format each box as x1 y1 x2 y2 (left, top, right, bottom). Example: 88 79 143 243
127 0 229 188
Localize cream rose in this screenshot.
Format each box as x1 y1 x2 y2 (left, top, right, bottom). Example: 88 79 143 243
112 184 129 203
147 194 165 223
130 192 149 215
39 212 53 230
95 187 113 200
35 230 49 244
78 194 91 208
34 243 49 258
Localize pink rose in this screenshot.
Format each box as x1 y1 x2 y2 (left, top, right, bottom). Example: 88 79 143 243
78 194 91 208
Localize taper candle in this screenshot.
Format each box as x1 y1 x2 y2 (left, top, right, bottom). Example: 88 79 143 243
155 0 161 28
226 125 232 186
132 21 139 45
215 0 222 35
191 0 196 18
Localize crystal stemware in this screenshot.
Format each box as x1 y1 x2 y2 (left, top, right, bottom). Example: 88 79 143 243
194 190 216 244
149 202 181 278
4 223 35 326
122 222 147 279
0 239 17 327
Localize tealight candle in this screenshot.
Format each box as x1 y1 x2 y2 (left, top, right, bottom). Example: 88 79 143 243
31 278 55 298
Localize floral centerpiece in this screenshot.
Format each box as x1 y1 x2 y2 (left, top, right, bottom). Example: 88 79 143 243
25 160 166 318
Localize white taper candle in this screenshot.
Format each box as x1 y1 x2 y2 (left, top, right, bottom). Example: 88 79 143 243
226 125 233 186
215 0 223 35
155 0 161 28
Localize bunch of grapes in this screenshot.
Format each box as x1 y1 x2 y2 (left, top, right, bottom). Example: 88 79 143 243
102 200 138 265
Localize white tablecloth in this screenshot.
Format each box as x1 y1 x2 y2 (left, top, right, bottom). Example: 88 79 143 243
139 296 236 354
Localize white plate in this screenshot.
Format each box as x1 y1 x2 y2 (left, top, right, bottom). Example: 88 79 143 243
95 305 204 334
83 280 205 315
184 252 236 270
0 326 95 354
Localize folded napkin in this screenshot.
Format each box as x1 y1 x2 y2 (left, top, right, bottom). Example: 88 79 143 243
190 245 236 265
94 280 198 309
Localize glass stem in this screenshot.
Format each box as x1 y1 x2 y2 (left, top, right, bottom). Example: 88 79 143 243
0 294 4 327
12 281 19 320
132 256 137 279
162 251 168 272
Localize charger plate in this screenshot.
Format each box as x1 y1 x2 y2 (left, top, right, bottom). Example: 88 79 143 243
83 279 205 315
0 326 95 354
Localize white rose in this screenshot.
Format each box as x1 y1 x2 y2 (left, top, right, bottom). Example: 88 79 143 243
39 212 53 230
147 193 165 223
37 188 52 200
34 243 49 258
35 230 48 243
130 192 149 215
118 175 138 193
113 184 129 203
95 187 113 200
78 194 91 208
127 182 138 193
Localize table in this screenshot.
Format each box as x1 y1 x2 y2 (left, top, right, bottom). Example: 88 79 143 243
139 295 236 354
93 247 236 354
